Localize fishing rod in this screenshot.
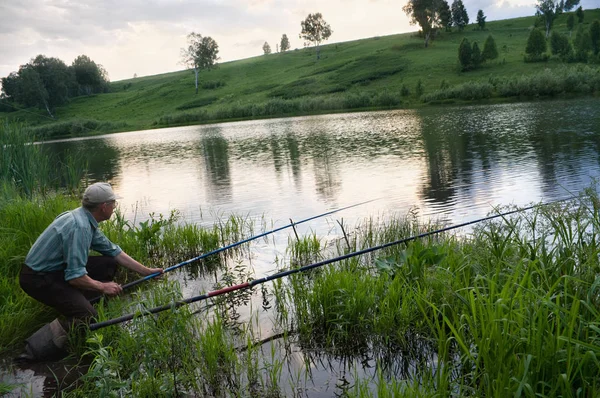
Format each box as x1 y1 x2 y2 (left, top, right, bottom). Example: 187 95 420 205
90 196 574 331
90 199 377 304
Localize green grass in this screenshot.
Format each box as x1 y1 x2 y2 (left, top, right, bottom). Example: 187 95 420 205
2 10 599 138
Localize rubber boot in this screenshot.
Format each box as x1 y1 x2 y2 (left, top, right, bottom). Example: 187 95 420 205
21 318 68 361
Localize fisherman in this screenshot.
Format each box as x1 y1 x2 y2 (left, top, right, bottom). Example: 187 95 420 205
17 182 163 361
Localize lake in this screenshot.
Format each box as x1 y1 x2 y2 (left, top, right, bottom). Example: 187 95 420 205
5 96 600 396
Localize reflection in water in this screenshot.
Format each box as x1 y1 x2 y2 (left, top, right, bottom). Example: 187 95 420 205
44 137 121 182
308 131 342 203
200 127 232 202
38 98 600 229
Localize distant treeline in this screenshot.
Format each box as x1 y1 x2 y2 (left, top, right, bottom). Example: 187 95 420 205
0 54 109 117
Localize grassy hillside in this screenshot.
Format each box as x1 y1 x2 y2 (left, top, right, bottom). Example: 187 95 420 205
2 9 600 138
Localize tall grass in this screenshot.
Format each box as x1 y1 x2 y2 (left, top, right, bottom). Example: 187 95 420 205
275 191 600 396
0 123 87 197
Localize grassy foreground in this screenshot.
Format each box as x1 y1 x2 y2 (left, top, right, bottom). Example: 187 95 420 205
1 9 599 138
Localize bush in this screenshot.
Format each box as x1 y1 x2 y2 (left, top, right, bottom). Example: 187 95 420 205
343 92 373 109
471 42 482 67
201 80 225 90
373 91 401 107
400 84 411 97
458 38 472 71
525 28 547 62
574 26 592 62
550 31 575 62
415 79 424 98
482 35 498 62
422 81 493 102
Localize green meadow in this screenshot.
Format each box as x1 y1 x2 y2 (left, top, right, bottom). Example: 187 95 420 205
2 9 599 138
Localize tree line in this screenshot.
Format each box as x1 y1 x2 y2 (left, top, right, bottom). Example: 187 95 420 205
1 55 109 117
526 15 600 63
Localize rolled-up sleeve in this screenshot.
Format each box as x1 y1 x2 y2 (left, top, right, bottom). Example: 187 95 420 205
63 225 90 281
91 229 122 257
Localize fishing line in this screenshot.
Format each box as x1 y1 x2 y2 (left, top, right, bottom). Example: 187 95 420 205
90 195 576 331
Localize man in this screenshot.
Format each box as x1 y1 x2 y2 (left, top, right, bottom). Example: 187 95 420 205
18 182 163 361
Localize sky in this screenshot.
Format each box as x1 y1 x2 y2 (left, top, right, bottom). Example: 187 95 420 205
0 0 597 83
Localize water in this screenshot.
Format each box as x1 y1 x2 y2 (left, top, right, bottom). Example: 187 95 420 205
4 97 600 396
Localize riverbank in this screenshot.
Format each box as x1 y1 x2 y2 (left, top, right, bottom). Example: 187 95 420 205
1 9 599 139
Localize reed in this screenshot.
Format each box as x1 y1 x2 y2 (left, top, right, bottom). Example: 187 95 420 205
274 190 600 396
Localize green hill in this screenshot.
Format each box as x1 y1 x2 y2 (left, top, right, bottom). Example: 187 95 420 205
2 9 600 138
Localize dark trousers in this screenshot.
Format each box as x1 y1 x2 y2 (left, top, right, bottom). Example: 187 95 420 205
20 256 118 329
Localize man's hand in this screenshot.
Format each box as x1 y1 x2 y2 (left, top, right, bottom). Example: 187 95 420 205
144 267 164 278
101 281 123 296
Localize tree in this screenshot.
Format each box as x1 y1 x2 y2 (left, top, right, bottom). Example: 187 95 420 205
30 55 74 111
482 35 499 61
574 25 592 61
535 0 580 38
2 66 52 116
458 38 472 70
550 31 573 60
452 0 469 31
477 10 486 30
280 34 290 52
403 0 443 48
591 20 600 55
71 55 109 95
439 0 452 32
525 28 548 61
300 13 332 60
263 42 272 55
576 6 584 23
180 32 219 94
567 14 575 37
471 41 482 66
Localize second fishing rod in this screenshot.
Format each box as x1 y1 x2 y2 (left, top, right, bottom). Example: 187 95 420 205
90 199 376 304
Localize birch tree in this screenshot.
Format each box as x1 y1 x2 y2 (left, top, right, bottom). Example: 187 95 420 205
181 33 219 94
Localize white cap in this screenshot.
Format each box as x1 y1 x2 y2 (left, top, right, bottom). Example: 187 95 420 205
82 182 122 204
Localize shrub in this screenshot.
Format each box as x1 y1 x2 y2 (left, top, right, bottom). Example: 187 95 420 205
415 79 424 98
591 20 600 55
525 28 547 62
422 81 493 102
482 35 499 62
550 31 575 62
458 38 472 71
574 26 593 62
373 91 401 107
471 42 482 67
343 92 373 109
400 84 411 97
201 80 225 89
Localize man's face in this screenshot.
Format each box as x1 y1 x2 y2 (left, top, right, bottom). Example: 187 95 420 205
100 200 117 221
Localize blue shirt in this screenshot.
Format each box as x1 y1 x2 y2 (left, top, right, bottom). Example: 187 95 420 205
25 207 122 281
